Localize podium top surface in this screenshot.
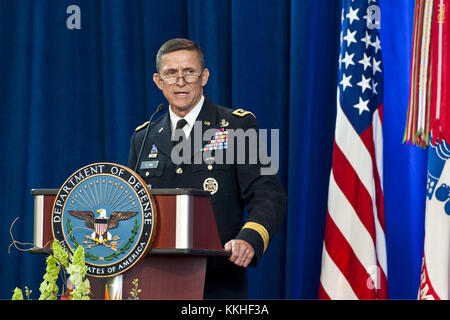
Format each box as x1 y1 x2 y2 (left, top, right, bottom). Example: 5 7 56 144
30 247 231 258
31 188 211 197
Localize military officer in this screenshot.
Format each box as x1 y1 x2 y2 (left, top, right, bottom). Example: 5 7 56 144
128 38 286 299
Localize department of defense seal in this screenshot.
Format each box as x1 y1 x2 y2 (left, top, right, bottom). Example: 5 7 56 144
52 163 156 277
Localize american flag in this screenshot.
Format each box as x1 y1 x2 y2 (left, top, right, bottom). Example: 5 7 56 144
319 0 388 299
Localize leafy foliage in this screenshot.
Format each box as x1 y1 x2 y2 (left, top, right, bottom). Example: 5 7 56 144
11 287 23 300
129 278 141 300
53 240 69 269
38 254 60 300
67 246 90 300
12 241 91 300
12 286 32 300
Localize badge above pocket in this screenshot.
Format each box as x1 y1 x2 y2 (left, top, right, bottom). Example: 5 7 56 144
139 160 165 177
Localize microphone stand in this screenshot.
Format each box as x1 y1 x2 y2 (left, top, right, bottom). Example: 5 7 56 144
134 103 166 172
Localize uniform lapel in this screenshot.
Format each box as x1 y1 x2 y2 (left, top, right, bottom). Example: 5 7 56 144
149 114 173 158
190 97 218 161
148 98 219 162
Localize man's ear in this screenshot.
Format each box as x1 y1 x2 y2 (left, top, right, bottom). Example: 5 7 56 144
153 73 163 90
201 68 210 87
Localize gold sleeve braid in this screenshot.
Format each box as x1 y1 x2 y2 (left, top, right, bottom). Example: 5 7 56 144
241 222 269 252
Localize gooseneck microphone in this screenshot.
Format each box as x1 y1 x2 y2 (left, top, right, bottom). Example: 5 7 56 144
134 103 166 172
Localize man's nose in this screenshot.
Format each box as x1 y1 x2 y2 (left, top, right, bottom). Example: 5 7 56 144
175 76 187 86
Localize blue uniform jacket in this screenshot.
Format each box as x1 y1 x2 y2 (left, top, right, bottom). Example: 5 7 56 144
128 97 286 298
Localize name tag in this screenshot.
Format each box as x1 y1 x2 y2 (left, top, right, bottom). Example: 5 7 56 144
140 160 159 170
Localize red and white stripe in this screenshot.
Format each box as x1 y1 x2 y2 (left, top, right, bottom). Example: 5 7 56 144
319 92 388 299
95 223 108 237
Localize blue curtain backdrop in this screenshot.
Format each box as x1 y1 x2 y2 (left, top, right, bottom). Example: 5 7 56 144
0 0 426 299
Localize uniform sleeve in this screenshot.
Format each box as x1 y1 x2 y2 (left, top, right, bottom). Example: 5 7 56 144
233 115 287 266
127 132 138 170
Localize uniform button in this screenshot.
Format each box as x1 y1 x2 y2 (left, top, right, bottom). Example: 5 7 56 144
207 164 213 170
145 171 149 177
176 167 183 174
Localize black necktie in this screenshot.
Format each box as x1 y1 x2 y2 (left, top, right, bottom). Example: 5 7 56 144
176 118 188 131
174 119 188 158
174 119 188 145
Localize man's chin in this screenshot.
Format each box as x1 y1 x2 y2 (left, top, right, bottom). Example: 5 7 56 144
170 103 195 116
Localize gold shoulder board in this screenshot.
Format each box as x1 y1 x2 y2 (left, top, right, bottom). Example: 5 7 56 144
232 108 256 118
135 121 150 132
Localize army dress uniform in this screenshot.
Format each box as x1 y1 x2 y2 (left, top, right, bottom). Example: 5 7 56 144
127 97 286 299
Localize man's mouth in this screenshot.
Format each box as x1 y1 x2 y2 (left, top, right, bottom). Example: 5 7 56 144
174 91 190 97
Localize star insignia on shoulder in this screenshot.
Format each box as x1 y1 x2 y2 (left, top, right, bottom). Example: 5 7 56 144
135 121 149 132
232 108 256 118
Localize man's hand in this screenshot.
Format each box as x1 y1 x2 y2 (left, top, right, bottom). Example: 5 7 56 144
224 239 255 268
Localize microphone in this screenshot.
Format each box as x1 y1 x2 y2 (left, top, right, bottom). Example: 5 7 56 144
134 103 166 172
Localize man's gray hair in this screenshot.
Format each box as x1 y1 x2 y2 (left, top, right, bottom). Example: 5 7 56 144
155 38 205 73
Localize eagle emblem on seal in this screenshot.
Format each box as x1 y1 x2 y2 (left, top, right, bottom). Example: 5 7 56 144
68 209 137 251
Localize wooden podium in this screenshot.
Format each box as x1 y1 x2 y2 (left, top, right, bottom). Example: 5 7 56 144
31 188 229 299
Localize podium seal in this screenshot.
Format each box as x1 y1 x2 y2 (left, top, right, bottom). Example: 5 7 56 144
52 163 156 277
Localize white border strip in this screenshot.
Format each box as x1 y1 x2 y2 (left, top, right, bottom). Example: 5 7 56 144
175 195 193 249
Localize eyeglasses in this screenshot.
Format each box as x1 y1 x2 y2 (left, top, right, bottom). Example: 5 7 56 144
159 70 203 85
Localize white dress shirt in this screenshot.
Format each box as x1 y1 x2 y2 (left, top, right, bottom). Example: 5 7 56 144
169 95 204 139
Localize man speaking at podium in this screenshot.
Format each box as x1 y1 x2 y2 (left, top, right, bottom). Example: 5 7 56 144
128 38 286 299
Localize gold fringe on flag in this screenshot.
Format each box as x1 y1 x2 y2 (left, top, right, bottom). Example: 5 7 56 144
404 0 450 148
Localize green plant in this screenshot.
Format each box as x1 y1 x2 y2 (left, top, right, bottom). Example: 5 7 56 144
129 278 141 300
12 241 90 300
11 287 23 300
67 246 90 300
24 287 32 299
11 286 32 300
38 253 60 300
